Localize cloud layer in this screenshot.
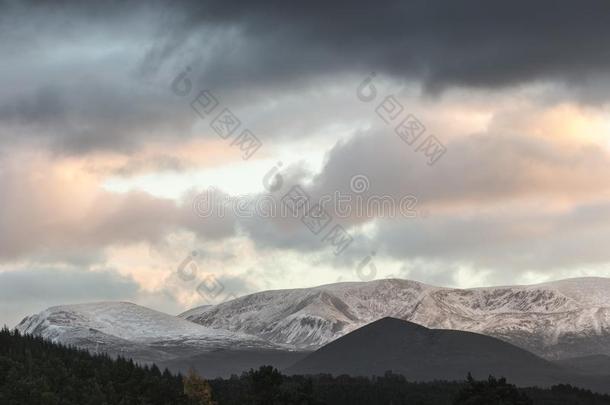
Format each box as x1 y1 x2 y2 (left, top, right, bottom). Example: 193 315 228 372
2 0 610 324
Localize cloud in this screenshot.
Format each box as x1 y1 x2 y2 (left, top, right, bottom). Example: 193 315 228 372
310 130 610 208
0 153 238 261
3 0 610 156
376 200 610 271
0 267 140 328
0 1 195 155
2 0 610 314
141 0 610 97
223 120 610 275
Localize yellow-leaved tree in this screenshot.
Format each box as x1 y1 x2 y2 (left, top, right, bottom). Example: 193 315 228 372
183 368 216 405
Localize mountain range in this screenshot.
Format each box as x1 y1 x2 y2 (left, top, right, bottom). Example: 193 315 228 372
15 277 610 384
181 277 610 359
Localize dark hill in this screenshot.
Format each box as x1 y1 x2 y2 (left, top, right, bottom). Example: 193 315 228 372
286 317 568 387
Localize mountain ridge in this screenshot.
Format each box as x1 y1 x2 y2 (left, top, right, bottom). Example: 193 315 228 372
181 277 610 359
16 277 610 366
16 301 283 363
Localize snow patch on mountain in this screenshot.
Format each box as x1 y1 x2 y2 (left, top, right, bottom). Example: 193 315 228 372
16 301 281 362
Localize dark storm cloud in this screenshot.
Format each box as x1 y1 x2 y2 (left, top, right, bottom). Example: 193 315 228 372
146 0 610 94
3 0 610 154
3 0 610 284
0 0 195 154
0 83 195 153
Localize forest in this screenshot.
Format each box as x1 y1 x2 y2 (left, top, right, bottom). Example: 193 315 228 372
0 328 210 404
2 328 610 405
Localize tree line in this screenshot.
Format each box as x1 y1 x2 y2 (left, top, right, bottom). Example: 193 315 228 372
209 366 610 405
2 327 610 404
0 328 213 404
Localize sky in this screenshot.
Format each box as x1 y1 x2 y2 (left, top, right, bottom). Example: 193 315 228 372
3 0 610 326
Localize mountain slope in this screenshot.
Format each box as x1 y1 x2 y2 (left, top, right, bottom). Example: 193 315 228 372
181 277 610 359
17 301 279 362
286 317 566 387
181 279 431 349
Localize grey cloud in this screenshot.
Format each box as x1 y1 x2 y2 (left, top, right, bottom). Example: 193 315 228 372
3 0 610 290
0 78 195 154
397 261 462 288
213 274 255 298
3 0 610 155
144 0 610 97
0 1 195 154
228 126 610 273
377 200 610 273
0 267 140 327
309 130 610 208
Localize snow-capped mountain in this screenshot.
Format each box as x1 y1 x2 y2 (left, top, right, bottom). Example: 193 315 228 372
180 277 610 360
17 302 279 362
16 277 610 365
